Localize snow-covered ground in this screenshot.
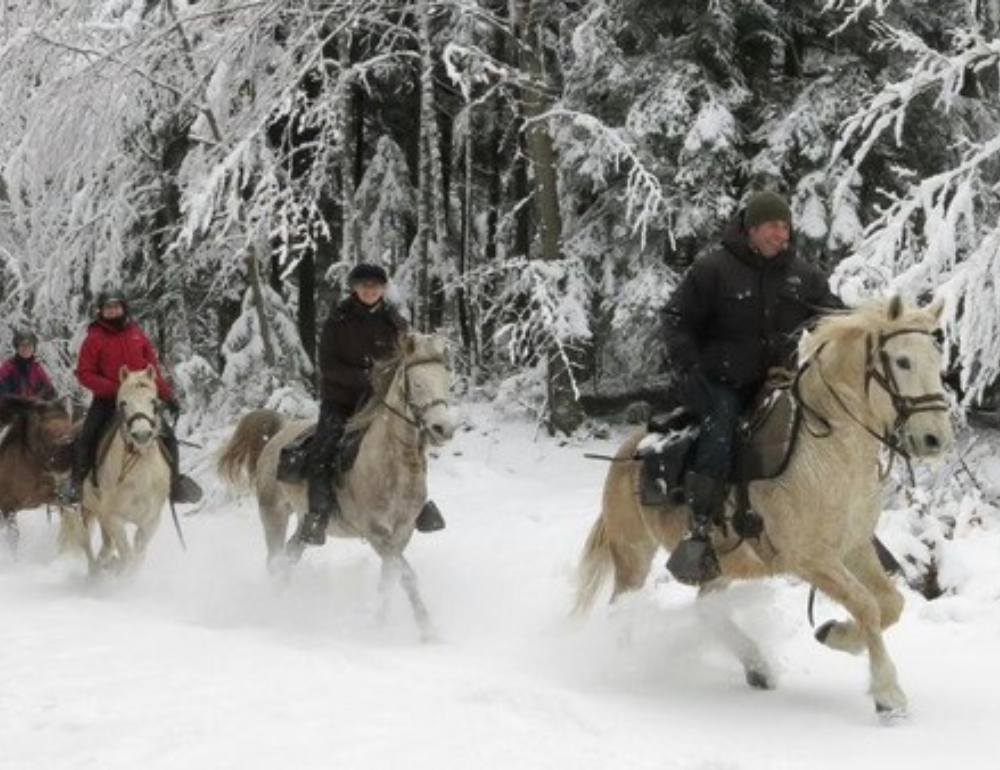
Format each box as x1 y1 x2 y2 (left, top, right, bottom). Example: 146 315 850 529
3 404 999 769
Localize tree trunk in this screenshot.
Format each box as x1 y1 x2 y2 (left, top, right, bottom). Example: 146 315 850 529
516 0 584 435
338 31 356 266
247 245 276 368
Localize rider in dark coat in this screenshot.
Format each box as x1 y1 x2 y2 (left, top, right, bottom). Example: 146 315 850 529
60 288 201 505
293 263 445 548
0 330 57 402
662 191 842 584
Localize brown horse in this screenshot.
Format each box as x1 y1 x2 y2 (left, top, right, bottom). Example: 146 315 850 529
0 396 75 556
218 332 458 640
574 297 953 720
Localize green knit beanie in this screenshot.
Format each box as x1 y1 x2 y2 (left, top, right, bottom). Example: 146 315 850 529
744 191 792 228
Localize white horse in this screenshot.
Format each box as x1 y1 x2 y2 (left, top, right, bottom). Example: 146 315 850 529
70 366 171 575
218 332 459 639
575 297 954 719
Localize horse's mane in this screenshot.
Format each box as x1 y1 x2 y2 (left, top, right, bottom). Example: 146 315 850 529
800 297 941 364
347 334 446 434
0 398 68 452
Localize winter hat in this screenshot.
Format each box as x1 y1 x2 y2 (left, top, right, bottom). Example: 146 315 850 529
743 191 792 228
348 263 389 285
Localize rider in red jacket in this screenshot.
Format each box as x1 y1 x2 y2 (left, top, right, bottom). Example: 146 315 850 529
60 288 201 505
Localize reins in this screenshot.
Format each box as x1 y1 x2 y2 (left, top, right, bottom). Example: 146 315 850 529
379 355 449 440
796 328 948 481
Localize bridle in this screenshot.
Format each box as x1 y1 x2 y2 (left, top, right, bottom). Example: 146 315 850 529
381 354 450 437
117 395 160 452
798 327 949 461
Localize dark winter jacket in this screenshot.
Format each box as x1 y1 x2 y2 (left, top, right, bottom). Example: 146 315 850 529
75 318 172 400
318 296 408 411
662 216 841 389
0 355 57 401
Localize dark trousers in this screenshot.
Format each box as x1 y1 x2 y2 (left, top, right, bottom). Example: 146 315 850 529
677 373 751 480
306 400 348 518
307 400 349 475
73 397 116 484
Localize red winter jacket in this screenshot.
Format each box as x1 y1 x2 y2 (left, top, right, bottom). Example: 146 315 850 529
75 319 172 400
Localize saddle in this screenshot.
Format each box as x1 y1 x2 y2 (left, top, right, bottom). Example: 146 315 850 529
637 382 801 532
276 426 363 482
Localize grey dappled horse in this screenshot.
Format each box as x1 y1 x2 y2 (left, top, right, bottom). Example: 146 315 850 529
218 333 458 640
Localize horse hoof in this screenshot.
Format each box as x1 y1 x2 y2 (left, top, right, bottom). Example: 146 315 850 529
814 620 835 645
876 702 909 725
745 668 775 691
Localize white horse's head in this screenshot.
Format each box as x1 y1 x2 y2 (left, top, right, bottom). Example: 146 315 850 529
398 334 459 446
117 366 161 450
804 296 954 459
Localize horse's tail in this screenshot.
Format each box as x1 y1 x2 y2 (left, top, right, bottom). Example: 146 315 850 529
573 513 615 618
217 409 286 489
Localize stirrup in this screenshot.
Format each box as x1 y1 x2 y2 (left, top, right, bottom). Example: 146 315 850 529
666 534 721 586
415 500 446 533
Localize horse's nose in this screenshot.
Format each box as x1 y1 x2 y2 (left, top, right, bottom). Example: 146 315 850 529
921 432 942 454
426 419 456 443
131 427 154 446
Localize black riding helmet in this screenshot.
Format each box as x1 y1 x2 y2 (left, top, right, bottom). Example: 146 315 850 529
347 263 389 286
13 329 38 349
96 287 129 315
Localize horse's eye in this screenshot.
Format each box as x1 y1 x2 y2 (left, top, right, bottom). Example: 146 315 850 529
895 356 911 371
932 328 944 349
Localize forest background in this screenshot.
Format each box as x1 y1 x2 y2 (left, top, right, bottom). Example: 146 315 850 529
1 0 999 434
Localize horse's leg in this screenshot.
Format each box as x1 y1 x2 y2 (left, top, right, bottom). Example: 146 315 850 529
801 560 907 717
101 516 132 574
375 554 400 626
1 511 19 559
608 526 659 602
395 553 436 642
815 543 905 654
697 578 775 690
131 512 162 571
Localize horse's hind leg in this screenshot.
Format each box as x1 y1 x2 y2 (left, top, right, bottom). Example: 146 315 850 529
1 511 19 559
609 535 658 602
803 560 907 717
697 579 774 690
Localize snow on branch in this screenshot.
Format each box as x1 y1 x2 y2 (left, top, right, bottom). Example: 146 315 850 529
543 108 668 249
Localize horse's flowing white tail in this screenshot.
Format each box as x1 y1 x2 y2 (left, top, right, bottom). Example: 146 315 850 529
573 514 615 618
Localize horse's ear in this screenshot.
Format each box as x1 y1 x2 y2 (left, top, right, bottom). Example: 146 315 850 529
925 296 945 321
887 295 904 321
119 366 130 382
400 333 416 355
144 364 155 380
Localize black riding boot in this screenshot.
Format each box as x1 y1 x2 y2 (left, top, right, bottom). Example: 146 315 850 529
666 472 726 585
161 427 203 504
298 470 338 546
415 500 446 533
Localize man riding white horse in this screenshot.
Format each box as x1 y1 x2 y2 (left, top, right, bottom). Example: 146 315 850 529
293 263 446 549
662 191 842 585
